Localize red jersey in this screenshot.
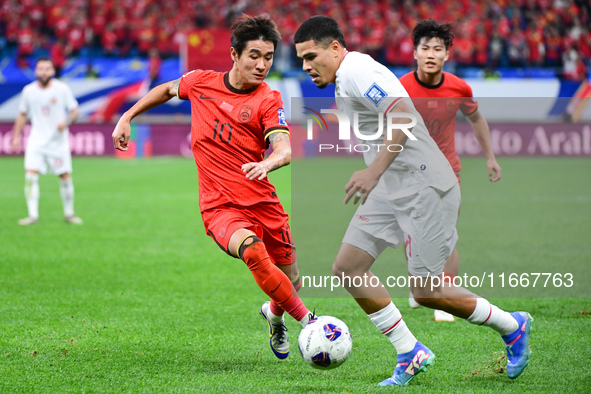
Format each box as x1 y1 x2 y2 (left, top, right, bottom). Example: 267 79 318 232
178 70 289 212
399 71 478 173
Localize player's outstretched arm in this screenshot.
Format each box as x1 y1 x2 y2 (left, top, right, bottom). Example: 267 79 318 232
344 100 414 205
468 109 502 182
112 79 180 151
11 112 27 151
242 132 292 181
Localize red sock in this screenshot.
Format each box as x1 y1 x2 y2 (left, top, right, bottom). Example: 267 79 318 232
270 272 302 316
270 300 284 316
242 239 309 322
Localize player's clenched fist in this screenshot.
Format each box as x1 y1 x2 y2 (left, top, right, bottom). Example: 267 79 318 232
112 118 131 151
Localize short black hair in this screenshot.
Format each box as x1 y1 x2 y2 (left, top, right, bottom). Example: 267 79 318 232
412 19 454 50
35 57 54 67
294 15 347 48
230 15 281 56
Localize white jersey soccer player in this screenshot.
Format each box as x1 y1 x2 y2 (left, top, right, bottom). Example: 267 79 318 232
334 51 461 279
334 51 457 201
295 16 532 387
12 58 82 225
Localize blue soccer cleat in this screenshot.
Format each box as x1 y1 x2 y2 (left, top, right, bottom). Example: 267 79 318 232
260 301 289 359
378 341 435 386
502 311 533 379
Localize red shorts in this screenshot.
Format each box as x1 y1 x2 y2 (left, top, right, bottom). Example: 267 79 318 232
202 202 296 265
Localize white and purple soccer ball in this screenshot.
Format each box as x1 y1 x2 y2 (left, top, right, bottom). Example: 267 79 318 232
298 316 352 370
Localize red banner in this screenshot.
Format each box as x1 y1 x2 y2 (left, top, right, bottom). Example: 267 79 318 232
182 29 233 73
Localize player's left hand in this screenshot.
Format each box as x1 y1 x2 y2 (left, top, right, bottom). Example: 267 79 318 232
487 158 502 182
344 168 380 205
242 162 269 181
57 122 66 131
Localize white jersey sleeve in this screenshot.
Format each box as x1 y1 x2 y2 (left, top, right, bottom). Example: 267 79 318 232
64 83 78 111
337 52 408 116
18 85 31 115
334 51 458 198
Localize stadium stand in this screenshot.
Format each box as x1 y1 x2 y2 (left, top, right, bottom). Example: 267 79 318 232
0 0 589 77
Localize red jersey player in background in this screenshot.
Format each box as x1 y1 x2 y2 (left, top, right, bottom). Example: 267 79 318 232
400 19 502 322
112 15 313 360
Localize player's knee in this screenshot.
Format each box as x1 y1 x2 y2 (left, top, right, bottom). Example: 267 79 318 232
238 235 264 260
285 264 300 282
332 260 345 277
332 259 362 277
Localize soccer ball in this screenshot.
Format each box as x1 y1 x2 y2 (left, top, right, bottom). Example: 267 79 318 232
298 316 352 370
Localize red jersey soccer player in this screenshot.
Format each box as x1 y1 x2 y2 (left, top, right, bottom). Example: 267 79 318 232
400 20 502 322
112 16 313 360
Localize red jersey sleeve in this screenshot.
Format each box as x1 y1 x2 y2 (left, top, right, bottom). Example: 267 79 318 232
458 80 479 116
398 73 415 95
260 90 290 141
177 69 204 100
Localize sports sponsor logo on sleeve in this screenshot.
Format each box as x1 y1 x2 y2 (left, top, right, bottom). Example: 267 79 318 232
364 83 387 107
278 108 287 126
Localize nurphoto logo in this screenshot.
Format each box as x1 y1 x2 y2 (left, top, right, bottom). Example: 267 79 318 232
304 108 418 153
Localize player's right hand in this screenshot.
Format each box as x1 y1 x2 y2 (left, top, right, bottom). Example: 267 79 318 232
11 134 19 152
487 158 502 182
344 168 380 205
112 119 131 151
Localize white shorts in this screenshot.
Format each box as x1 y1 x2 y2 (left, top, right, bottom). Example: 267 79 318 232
342 184 461 277
24 147 72 175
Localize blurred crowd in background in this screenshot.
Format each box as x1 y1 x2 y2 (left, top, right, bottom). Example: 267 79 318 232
1 0 590 80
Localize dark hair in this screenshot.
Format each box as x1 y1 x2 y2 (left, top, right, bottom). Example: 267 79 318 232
294 15 347 48
230 15 281 56
35 57 54 67
412 19 454 49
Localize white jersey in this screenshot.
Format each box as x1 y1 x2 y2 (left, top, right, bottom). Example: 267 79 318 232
335 51 457 198
19 79 78 152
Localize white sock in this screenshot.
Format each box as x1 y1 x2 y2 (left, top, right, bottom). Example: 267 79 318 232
59 177 75 217
467 297 518 335
368 301 417 354
299 312 313 327
25 172 39 218
267 307 284 323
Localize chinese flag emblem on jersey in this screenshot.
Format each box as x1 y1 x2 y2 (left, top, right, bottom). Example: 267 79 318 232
182 29 233 72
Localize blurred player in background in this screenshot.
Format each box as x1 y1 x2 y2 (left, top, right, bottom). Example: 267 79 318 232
295 16 531 386
400 19 502 322
11 58 82 225
112 15 313 360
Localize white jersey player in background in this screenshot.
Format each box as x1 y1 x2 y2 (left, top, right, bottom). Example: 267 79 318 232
11 58 82 225
294 16 532 387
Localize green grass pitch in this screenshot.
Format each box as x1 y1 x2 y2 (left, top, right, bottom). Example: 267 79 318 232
1 156 590 392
